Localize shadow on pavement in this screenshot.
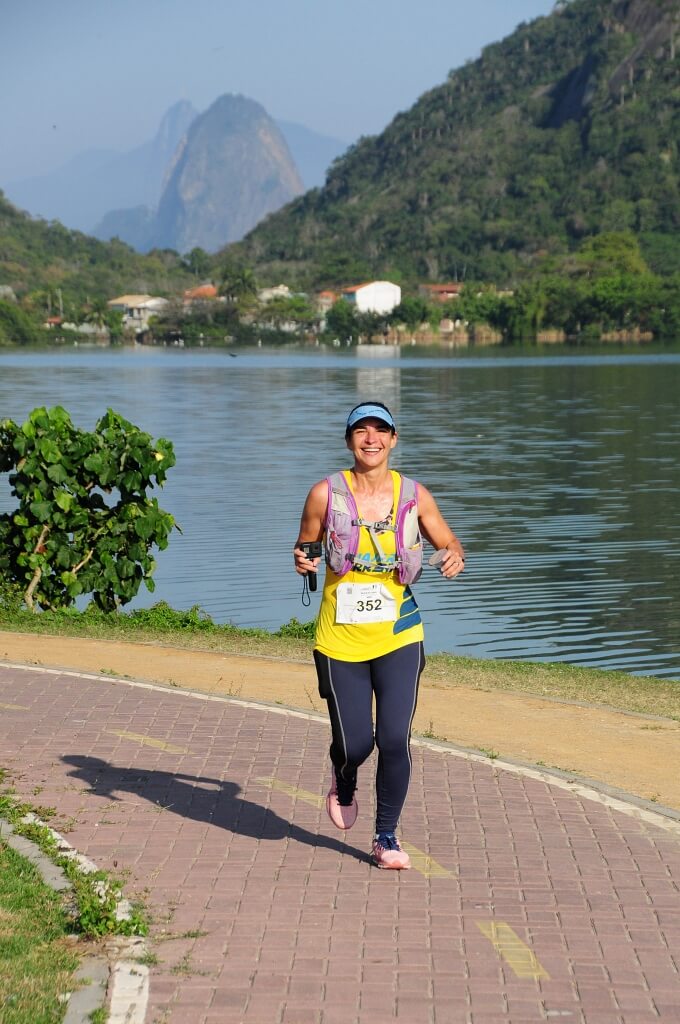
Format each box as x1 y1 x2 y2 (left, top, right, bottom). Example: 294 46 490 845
62 755 371 863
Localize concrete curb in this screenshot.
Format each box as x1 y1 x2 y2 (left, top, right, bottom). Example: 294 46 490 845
62 958 109 1024
0 811 148 1024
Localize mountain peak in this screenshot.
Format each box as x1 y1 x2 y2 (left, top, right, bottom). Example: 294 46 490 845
153 92 304 252
153 100 198 161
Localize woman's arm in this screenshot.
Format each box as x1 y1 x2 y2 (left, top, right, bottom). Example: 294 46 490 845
292 480 328 578
417 484 465 578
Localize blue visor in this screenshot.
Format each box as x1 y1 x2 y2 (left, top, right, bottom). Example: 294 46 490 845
346 404 396 431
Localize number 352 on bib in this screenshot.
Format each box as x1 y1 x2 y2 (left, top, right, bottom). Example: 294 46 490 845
336 583 397 624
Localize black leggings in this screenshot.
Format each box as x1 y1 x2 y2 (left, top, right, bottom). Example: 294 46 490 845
313 642 425 834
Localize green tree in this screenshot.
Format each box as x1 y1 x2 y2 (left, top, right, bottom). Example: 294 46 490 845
105 308 125 342
503 283 550 341
183 247 212 278
356 309 390 341
454 287 507 329
655 274 680 338
575 233 649 279
389 296 430 329
0 407 176 612
219 260 258 312
0 300 44 346
84 297 109 330
541 275 584 334
325 300 360 341
260 294 316 332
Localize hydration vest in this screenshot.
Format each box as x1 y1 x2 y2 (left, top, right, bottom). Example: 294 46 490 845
324 471 423 585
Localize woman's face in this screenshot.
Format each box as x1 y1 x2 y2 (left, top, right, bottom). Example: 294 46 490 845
346 417 397 469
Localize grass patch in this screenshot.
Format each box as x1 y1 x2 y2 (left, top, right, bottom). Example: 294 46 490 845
0 840 80 1024
423 653 680 721
0 599 678 720
0 601 315 662
0 776 147 941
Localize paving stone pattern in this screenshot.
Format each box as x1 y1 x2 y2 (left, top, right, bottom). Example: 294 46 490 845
1 665 679 1023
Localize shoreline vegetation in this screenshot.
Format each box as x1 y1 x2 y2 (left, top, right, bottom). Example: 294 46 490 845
1 601 678 722
1 275 677 351
1 215 678 351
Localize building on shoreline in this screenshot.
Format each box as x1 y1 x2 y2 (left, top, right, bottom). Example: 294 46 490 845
418 283 463 304
341 281 401 315
107 295 169 334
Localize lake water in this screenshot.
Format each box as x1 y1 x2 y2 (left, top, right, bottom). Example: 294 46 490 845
0 344 679 679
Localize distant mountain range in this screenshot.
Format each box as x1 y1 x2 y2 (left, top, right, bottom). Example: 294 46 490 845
4 0 677 293
3 98 348 254
234 0 680 287
151 94 305 253
4 101 197 237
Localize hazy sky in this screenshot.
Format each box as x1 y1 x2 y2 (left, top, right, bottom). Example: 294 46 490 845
1 0 556 184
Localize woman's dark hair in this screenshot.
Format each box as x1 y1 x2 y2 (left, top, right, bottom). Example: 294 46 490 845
345 401 396 440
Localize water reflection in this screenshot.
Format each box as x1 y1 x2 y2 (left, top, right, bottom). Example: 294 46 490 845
355 353 401 419
0 346 678 679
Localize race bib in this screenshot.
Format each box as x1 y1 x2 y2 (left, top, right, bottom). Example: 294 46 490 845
336 583 397 624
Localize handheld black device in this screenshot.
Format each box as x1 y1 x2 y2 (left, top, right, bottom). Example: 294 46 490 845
300 541 322 592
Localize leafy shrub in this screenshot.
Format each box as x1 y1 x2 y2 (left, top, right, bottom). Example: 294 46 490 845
127 601 215 631
275 617 316 640
0 577 24 613
0 406 176 611
0 299 44 345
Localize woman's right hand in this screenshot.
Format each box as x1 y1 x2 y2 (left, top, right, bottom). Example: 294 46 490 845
293 545 321 578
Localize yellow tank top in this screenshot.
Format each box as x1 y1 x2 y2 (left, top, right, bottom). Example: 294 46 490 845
314 470 425 662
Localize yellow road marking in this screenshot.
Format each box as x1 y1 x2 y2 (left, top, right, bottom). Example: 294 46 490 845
0 702 30 711
476 921 550 980
400 841 454 879
106 730 187 754
256 776 454 878
257 776 324 808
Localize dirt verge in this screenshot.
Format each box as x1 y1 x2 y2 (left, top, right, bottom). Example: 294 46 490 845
2 631 679 812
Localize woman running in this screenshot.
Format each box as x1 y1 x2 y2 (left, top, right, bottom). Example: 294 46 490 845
293 401 465 869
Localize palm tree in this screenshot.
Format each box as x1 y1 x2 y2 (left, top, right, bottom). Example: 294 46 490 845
85 297 109 329
219 261 259 318
219 261 257 304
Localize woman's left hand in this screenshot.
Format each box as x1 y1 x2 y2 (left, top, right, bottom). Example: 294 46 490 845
438 548 465 578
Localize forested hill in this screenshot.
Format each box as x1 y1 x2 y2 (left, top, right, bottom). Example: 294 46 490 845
0 192 194 305
236 0 680 288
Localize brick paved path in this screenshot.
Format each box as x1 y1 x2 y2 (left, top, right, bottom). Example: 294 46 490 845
1 663 680 1024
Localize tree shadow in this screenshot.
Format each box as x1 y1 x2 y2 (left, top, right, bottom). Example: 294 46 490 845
62 755 371 863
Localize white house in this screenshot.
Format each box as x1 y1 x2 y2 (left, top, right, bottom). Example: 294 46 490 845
341 281 401 315
107 295 169 333
258 284 291 303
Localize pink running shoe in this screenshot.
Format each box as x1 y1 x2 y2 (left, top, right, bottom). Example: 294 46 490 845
326 770 358 830
371 833 411 870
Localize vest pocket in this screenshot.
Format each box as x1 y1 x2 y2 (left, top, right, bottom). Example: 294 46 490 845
400 500 421 549
325 510 355 575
